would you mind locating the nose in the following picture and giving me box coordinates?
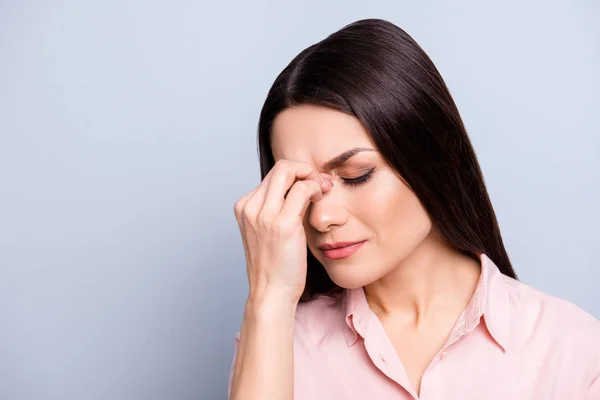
[306,190,348,232]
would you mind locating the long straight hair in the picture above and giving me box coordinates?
[256,19,517,301]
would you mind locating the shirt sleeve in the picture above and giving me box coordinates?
[227,332,241,399]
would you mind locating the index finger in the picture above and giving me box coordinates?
[262,161,330,214]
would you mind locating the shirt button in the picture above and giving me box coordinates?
[440,351,447,359]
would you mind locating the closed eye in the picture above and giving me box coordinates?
[341,168,375,187]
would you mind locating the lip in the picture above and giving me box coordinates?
[319,241,366,260]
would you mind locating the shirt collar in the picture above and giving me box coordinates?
[478,253,511,351]
[342,282,369,347]
[342,253,511,351]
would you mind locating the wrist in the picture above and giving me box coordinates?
[245,290,298,320]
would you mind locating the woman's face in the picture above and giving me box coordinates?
[270,104,433,289]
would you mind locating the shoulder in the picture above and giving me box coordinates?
[499,273,599,335]
[497,273,600,365]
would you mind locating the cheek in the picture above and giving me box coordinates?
[359,175,432,244]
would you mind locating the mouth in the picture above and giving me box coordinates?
[319,241,367,260]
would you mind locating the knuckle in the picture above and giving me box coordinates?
[234,199,245,216]
[273,159,290,173]
[296,182,312,195]
[234,188,258,216]
[297,180,319,196]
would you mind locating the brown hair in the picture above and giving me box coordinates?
[256,18,517,301]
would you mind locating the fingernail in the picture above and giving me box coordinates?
[321,174,333,188]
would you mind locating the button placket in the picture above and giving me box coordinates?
[365,341,398,387]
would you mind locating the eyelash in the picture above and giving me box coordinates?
[341,168,375,187]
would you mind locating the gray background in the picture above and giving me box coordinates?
[1,1,598,399]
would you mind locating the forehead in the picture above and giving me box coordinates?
[270,105,376,164]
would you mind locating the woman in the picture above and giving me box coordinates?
[228,19,600,400]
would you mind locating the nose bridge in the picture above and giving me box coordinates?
[308,190,348,231]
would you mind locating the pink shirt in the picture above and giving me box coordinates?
[229,254,600,399]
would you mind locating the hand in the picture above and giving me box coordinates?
[234,160,333,306]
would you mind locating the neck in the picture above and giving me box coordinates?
[363,231,481,326]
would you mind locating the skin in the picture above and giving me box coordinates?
[273,104,482,393]
[230,104,482,399]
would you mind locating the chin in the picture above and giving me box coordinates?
[323,263,381,290]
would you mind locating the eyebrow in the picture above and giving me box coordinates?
[322,147,376,171]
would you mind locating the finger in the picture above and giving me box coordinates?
[245,159,312,215]
[236,186,260,208]
[279,180,323,221]
[234,185,261,220]
[262,161,329,214]
[242,168,279,217]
